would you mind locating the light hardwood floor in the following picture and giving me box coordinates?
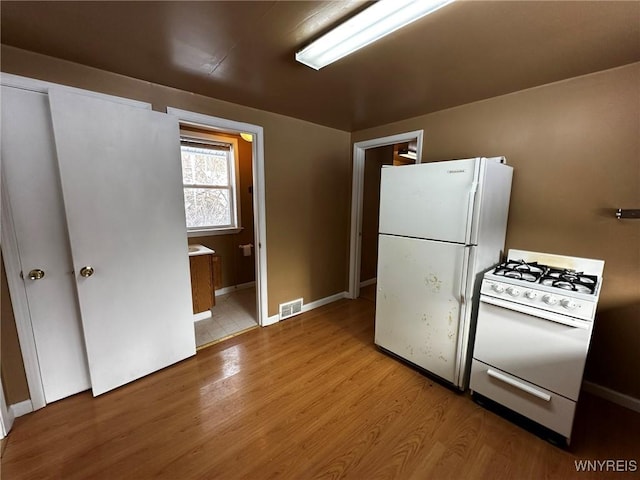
[2,296,639,479]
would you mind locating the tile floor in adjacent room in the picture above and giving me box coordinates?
[194,286,258,348]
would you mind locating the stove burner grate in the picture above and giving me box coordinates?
[492,260,546,282]
[540,269,598,294]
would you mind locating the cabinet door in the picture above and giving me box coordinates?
[49,88,195,396]
[189,255,215,313]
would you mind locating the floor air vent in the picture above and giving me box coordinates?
[279,298,303,320]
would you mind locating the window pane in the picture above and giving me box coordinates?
[181,146,229,186]
[184,188,231,228]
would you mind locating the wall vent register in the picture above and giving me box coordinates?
[279,298,303,320]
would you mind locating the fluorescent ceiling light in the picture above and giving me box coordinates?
[295,0,455,70]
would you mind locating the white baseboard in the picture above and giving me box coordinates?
[10,399,33,418]
[264,291,349,326]
[263,314,280,326]
[193,311,212,323]
[360,277,376,288]
[583,381,640,413]
[215,281,256,296]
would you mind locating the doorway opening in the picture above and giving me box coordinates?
[348,130,424,299]
[166,107,268,349]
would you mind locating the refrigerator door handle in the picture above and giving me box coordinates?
[464,184,478,245]
[463,160,482,245]
[453,245,472,387]
[459,246,472,304]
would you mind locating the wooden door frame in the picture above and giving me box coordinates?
[166,107,268,327]
[0,73,153,410]
[347,130,424,299]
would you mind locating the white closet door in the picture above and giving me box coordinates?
[48,88,196,396]
[1,86,91,402]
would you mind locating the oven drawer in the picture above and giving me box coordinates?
[473,301,592,400]
[470,360,576,438]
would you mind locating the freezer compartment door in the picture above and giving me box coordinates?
[375,235,469,385]
[379,158,479,243]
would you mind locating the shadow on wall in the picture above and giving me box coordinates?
[1,251,30,404]
[585,300,640,399]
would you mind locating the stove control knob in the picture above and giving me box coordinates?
[542,294,558,306]
[524,290,537,300]
[491,283,505,294]
[560,299,578,310]
[506,286,521,297]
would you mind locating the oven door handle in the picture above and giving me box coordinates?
[479,295,591,329]
[486,369,551,402]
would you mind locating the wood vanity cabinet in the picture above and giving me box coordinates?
[212,254,222,291]
[189,254,216,313]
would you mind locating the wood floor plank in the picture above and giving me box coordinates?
[2,297,639,479]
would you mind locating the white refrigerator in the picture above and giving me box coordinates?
[374,157,513,389]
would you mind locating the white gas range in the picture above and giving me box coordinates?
[470,249,605,445]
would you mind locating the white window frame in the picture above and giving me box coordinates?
[179,129,242,237]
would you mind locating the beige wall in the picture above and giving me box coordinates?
[1,45,352,313]
[2,45,638,402]
[1,46,352,402]
[352,63,640,398]
[360,146,393,282]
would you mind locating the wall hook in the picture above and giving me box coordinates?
[616,209,640,219]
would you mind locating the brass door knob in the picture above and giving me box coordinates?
[28,269,45,280]
[80,266,95,278]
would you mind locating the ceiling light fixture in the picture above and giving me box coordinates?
[240,133,253,142]
[295,0,455,70]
